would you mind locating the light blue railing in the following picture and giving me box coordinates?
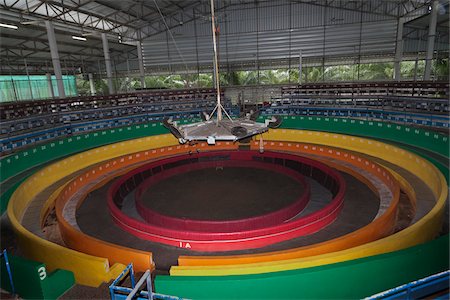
[366,270,450,299]
[261,106,450,128]
[0,249,15,296]
[109,264,182,300]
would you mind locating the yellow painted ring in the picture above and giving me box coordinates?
[7,130,446,284]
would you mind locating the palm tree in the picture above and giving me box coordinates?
[433,58,449,80]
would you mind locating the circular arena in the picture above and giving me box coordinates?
[0,1,449,299]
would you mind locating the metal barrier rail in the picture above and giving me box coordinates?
[109,264,182,300]
[365,270,450,300]
[0,249,15,296]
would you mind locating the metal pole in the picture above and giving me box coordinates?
[424,0,438,80]
[137,40,146,89]
[24,58,34,100]
[46,73,54,98]
[146,270,152,300]
[2,250,15,295]
[102,33,114,94]
[126,58,131,92]
[193,8,200,87]
[125,270,150,300]
[45,20,65,98]
[299,50,303,85]
[288,1,292,83]
[210,0,222,122]
[256,1,260,85]
[322,3,326,82]
[11,79,18,101]
[394,17,404,81]
[357,5,363,81]
[88,73,96,95]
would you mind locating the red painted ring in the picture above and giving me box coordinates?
[107,150,346,251]
[134,159,309,232]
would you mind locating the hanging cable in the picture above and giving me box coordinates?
[152,0,190,73]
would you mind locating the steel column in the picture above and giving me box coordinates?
[424,0,438,80]
[45,20,65,98]
[88,73,96,96]
[394,17,404,81]
[24,59,34,100]
[102,33,114,95]
[46,73,54,98]
[137,40,146,89]
[299,50,303,85]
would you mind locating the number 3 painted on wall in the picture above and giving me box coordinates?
[38,266,47,280]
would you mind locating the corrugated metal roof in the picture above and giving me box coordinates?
[0,0,448,74]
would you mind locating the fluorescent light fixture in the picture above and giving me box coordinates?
[0,23,18,30]
[21,21,41,25]
[72,35,87,41]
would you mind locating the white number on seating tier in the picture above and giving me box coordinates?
[38,266,47,280]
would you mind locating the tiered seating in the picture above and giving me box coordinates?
[280,81,448,113]
[0,88,220,120]
[281,81,449,98]
[0,88,235,154]
[261,105,450,128]
[265,81,449,128]
[271,95,449,113]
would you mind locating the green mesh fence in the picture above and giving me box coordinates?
[0,75,78,102]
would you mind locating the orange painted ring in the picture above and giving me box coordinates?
[55,141,399,270]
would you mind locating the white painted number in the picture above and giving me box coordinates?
[179,242,192,249]
[38,267,47,280]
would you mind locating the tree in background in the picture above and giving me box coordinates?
[74,58,448,95]
[357,63,394,80]
[433,57,449,80]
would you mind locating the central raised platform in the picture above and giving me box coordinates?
[163,117,281,144]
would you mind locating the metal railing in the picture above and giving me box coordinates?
[366,270,450,299]
[109,264,183,300]
[1,249,15,296]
